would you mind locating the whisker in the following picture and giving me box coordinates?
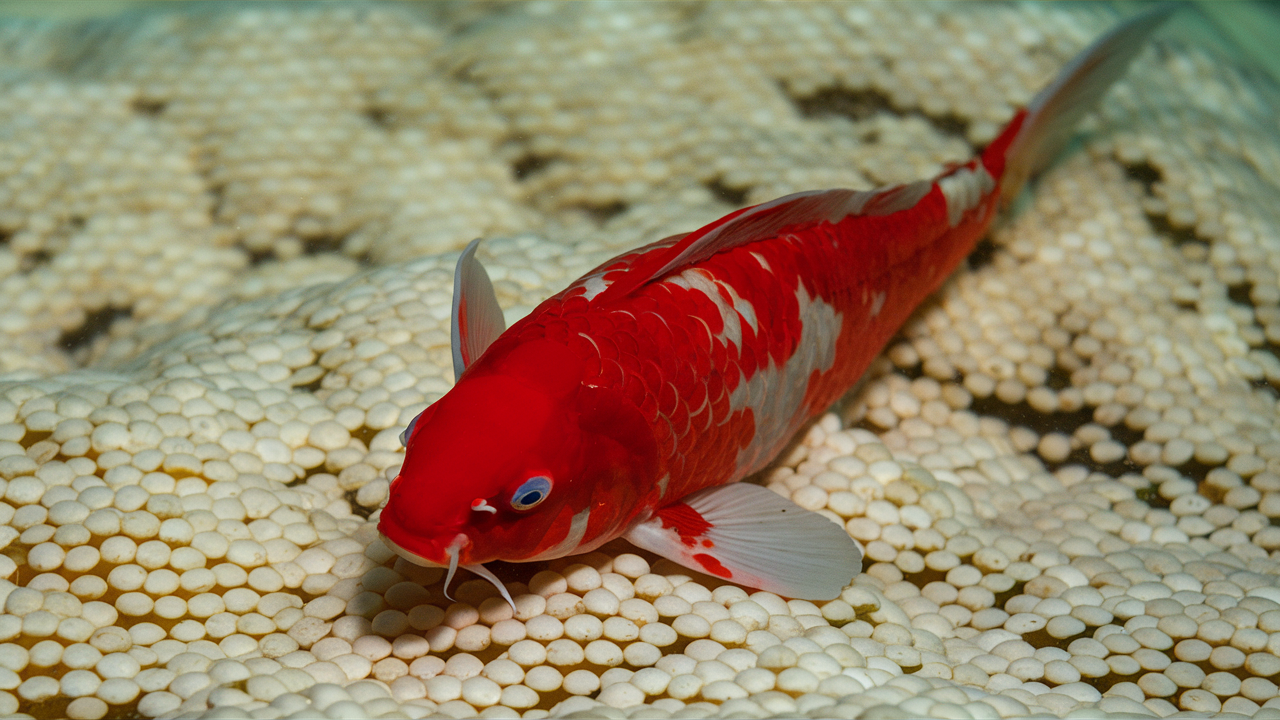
[443,534,467,601]
[465,563,516,612]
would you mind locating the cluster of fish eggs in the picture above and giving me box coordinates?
[0,1,1278,719]
[0,79,242,375]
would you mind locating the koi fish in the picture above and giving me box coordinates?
[378,6,1173,604]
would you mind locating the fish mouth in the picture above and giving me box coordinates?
[377,506,466,567]
[378,531,447,568]
[378,530,470,596]
[379,530,516,610]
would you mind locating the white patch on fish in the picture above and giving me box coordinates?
[938,164,995,227]
[528,507,591,560]
[728,283,842,479]
[581,273,610,301]
[666,268,758,349]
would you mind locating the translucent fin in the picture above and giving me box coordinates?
[451,238,506,379]
[465,563,517,612]
[592,182,931,305]
[1000,3,1177,204]
[624,483,862,601]
[399,409,423,447]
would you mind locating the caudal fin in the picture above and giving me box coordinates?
[995,3,1178,205]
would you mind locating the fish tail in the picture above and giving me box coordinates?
[985,3,1178,206]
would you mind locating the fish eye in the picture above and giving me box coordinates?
[510,475,552,511]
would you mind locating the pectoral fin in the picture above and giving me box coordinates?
[624,483,862,601]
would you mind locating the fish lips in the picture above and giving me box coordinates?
[378,515,461,568]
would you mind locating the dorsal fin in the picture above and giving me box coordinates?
[451,238,506,379]
[591,181,931,305]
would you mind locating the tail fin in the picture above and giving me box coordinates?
[995,3,1178,205]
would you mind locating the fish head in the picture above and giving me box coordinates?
[378,336,659,568]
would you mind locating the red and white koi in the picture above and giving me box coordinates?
[378,7,1174,605]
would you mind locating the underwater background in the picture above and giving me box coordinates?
[0,1,1279,719]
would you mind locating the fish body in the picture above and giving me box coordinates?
[378,6,1174,602]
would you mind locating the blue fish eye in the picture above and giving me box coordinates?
[511,475,552,511]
